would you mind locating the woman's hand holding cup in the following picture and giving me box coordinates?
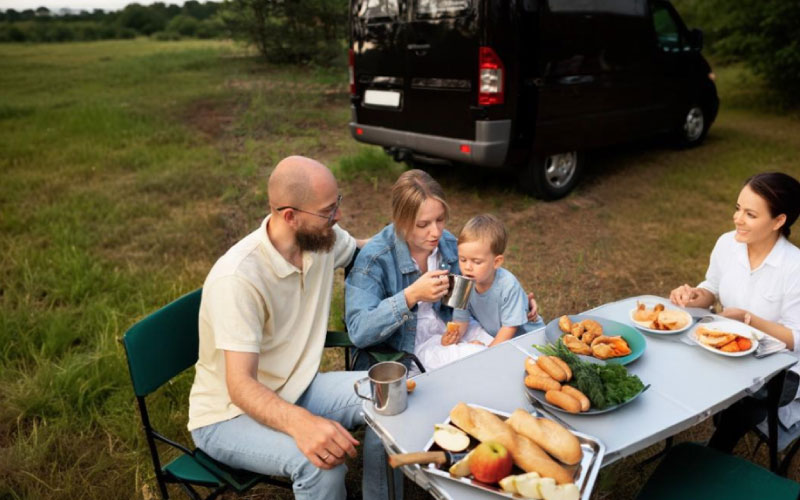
[404,270,450,307]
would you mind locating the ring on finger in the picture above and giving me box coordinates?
[321,453,330,461]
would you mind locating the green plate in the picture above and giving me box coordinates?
[543,314,647,365]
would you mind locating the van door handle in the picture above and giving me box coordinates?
[407,44,430,51]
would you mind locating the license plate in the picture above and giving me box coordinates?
[364,89,401,108]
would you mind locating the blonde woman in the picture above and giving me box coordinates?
[345,169,538,371]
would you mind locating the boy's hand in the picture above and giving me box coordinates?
[441,321,465,346]
[527,292,539,322]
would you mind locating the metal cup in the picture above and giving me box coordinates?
[354,361,408,416]
[442,274,475,309]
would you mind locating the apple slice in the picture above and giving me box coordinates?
[540,479,580,500]
[498,474,518,494]
[517,474,549,499]
[433,424,470,452]
[500,472,544,498]
[448,449,473,477]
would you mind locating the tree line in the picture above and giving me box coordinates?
[2,0,797,106]
[0,1,223,42]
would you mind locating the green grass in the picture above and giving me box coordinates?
[1,39,799,500]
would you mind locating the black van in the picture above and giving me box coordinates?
[347,0,719,199]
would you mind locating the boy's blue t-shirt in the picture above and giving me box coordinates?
[454,267,532,336]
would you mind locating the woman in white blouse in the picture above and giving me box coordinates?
[670,171,800,452]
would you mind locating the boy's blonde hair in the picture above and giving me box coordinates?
[391,169,450,239]
[458,214,507,255]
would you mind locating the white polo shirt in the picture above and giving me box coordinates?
[698,231,800,427]
[188,215,356,431]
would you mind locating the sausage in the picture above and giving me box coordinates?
[548,356,572,381]
[545,390,581,413]
[525,374,561,392]
[536,356,568,382]
[525,358,551,378]
[561,385,590,412]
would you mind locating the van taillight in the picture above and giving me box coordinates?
[478,46,504,105]
[348,48,355,96]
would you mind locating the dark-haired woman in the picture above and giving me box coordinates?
[670,172,800,452]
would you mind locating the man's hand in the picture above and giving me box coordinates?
[224,351,358,470]
[288,411,359,470]
[527,292,539,322]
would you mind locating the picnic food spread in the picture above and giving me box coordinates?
[631,302,689,331]
[533,340,645,411]
[389,403,583,499]
[557,316,632,359]
[696,326,753,353]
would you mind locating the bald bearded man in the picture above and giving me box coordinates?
[187,156,399,500]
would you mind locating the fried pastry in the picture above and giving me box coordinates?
[558,315,573,334]
[590,335,631,359]
[562,334,592,355]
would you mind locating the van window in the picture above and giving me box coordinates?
[356,0,401,22]
[651,2,684,52]
[414,0,471,19]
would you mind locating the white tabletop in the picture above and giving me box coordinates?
[363,295,798,500]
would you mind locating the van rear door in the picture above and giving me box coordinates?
[352,0,479,140]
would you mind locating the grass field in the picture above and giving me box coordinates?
[1,39,798,500]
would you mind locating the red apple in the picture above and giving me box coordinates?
[468,441,513,484]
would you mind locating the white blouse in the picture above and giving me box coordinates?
[698,231,800,427]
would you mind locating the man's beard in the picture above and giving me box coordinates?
[296,224,336,253]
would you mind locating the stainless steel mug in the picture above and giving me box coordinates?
[354,361,408,416]
[442,274,475,309]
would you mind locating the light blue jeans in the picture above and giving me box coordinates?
[191,371,403,500]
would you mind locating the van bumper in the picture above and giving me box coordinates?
[349,110,510,167]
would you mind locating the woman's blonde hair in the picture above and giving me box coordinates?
[458,214,507,255]
[391,169,449,239]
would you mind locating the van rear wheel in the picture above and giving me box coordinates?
[521,151,583,200]
[675,103,709,148]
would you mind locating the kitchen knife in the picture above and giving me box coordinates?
[388,450,469,468]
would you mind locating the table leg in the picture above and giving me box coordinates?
[765,370,786,473]
[386,448,396,500]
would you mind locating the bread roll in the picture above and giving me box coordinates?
[507,409,583,465]
[525,374,561,392]
[549,356,572,381]
[561,385,590,412]
[536,356,567,381]
[545,390,581,413]
[449,403,573,484]
[449,402,516,451]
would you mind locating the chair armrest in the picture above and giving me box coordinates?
[325,330,354,348]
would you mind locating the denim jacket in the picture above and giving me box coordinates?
[345,223,461,356]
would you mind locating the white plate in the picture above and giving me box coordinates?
[689,319,759,357]
[629,302,693,335]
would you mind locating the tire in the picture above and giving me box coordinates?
[674,102,710,148]
[520,151,583,200]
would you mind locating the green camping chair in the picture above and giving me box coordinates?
[124,288,313,500]
[635,442,800,500]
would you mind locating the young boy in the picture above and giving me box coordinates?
[414,214,541,371]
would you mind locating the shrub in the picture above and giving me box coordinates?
[221,0,347,65]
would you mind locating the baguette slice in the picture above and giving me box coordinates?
[507,409,583,465]
[449,403,574,484]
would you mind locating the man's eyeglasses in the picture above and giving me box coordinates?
[275,194,342,226]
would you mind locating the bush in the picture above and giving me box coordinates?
[152,30,182,41]
[221,0,347,65]
[166,14,199,37]
[673,0,800,107]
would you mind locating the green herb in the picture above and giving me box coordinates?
[533,339,644,410]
